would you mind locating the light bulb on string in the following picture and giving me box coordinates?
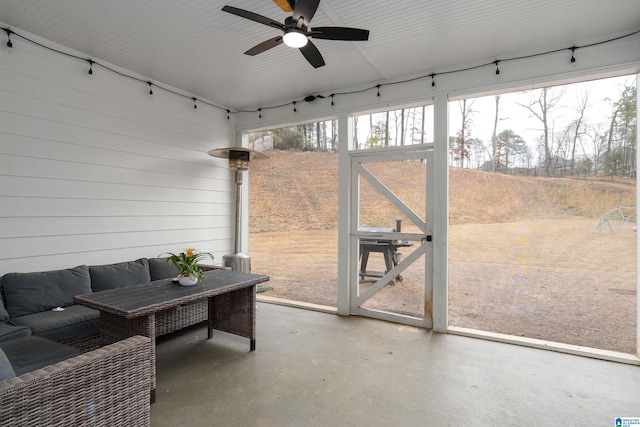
[0,25,635,120]
[293,101,297,113]
[5,28,12,51]
[227,109,230,120]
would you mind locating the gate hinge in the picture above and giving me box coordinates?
[421,235,432,243]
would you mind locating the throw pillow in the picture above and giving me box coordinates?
[0,348,16,381]
[0,297,9,322]
[148,257,180,281]
[89,258,151,292]
[2,265,92,318]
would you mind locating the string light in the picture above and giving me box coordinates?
[1,25,636,119]
[5,28,12,50]
[293,101,297,112]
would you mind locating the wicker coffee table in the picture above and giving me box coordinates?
[74,269,269,402]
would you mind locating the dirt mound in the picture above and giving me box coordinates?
[249,149,635,232]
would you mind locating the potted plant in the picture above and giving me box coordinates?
[163,248,215,286]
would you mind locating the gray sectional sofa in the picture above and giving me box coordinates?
[0,256,213,425]
[0,257,210,349]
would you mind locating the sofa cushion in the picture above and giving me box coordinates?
[0,322,31,344]
[89,258,151,292]
[10,305,100,342]
[2,265,92,318]
[0,336,81,376]
[0,348,16,381]
[0,296,9,322]
[148,257,180,281]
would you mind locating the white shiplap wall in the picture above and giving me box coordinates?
[0,26,235,274]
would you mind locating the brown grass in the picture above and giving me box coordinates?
[249,150,637,353]
[250,150,635,231]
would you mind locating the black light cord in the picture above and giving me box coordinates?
[0,27,230,114]
[2,25,638,119]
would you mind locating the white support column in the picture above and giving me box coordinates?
[433,95,449,332]
[337,111,353,315]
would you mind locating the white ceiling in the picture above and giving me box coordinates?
[1,0,639,111]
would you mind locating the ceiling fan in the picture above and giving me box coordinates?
[222,0,370,68]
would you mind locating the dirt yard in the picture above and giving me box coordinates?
[249,150,637,354]
[251,219,636,353]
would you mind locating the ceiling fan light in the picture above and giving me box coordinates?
[283,30,308,48]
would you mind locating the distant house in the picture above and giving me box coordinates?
[478,160,507,172]
[547,156,570,176]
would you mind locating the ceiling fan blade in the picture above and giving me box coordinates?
[272,0,294,12]
[311,27,370,41]
[300,40,325,68]
[222,5,283,30]
[292,0,320,28]
[245,36,284,56]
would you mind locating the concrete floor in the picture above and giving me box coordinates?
[151,303,640,426]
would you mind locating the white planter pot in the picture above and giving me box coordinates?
[178,276,198,286]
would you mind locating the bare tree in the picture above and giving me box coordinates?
[352,115,359,149]
[384,110,390,147]
[568,89,589,175]
[491,94,501,171]
[518,86,565,176]
[452,99,475,168]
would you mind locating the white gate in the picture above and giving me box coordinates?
[349,144,433,327]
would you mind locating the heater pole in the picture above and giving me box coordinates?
[233,169,243,254]
[209,147,268,273]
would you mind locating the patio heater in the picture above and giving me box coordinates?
[207,147,267,272]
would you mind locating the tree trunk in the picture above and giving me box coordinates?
[400,109,406,146]
[492,95,500,171]
[421,105,426,144]
[385,111,389,147]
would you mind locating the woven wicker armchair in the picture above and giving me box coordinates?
[0,335,152,427]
